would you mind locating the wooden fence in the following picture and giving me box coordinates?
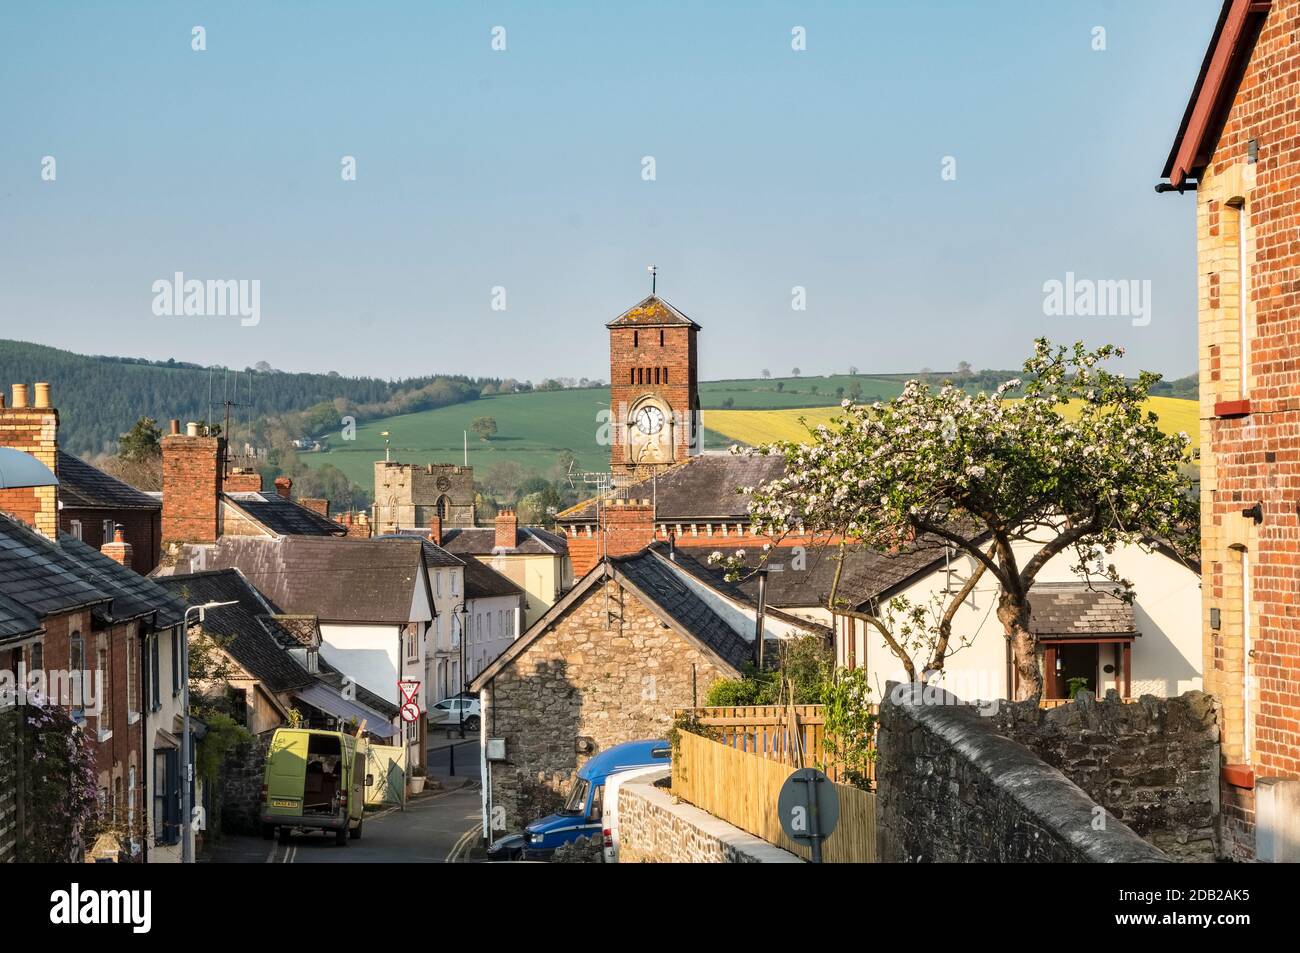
[672,728,876,863]
[678,704,877,786]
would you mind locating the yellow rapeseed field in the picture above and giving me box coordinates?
[703,397,1200,451]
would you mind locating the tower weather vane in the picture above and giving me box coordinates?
[647,264,657,295]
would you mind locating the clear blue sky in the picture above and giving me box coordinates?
[0,0,1218,383]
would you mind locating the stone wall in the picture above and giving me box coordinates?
[483,577,733,833]
[876,684,1169,863]
[617,775,802,863]
[217,731,273,835]
[989,690,1219,862]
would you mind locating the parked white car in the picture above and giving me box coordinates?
[602,764,671,863]
[428,697,481,731]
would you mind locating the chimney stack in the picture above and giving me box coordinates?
[428,513,443,546]
[100,525,134,567]
[161,424,226,546]
[0,382,59,538]
[299,497,330,518]
[495,508,518,551]
[224,467,263,493]
[274,476,293,499]
[169,419,180,435]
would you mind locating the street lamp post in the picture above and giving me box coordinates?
[180,600,236,863]
[451,603,467,737]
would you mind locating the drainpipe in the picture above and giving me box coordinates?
[755,568,768,669]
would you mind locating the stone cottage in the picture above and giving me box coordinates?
[468,546,828,838]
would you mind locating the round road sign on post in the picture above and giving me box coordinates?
[777,767,839,862]
[400,702,421,723]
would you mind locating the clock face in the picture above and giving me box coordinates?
[635,406,665,435]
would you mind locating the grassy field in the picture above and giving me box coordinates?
[304,383,1199,490]
[703,396,1201,450]
[700,374,903,409]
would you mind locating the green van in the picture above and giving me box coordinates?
[261,728,368,845]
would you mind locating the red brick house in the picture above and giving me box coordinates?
[0,381,164,574]
[0,513,187,860]
[1159,0,1300,861]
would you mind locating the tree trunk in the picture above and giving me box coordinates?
[997,592,1042,701]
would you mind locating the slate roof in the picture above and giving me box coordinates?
[155,569,317,693]
[57,534,186,628]
[605,294,700,329]
[375,533,465,567]
[206,536,430,624]
[0,514,110,618]
[433,526,568,556]
[462,557,524,601]
[661,536,955,611]
[315,663,400,720]
[224,492,346,537]
[612,551,753,671]
[0,589,42,643]
[558,454,787,523]
[1027,583,1137,640]
[57,451,160,511]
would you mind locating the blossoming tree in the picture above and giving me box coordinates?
[740,340,1197,701]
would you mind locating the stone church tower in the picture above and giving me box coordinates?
[607,295,700,485]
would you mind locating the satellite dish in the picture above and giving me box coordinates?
[0,448,58,489]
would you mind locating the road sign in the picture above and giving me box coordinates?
[400,702,421,723]
[398,679,420,704]
[777,767,839,862]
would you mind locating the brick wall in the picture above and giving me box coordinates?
[161,433,224,545]
[1191,0,1300,857]
[61,507,161,575]
[481,577,733,834]
[609,323,698,483]
[0,389,58,539]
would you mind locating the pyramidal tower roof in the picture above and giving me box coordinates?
[606,294,701,329]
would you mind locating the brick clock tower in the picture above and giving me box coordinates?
[608,294,700,485]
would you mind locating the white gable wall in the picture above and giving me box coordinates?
[846,533,1201,702]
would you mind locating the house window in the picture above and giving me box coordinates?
[69,520,82,541]
[405,624,418,661]
[102,519,116,542]
[435,570,442,598]
[29,641,43,675]
[149,632,162,712]
[306,647,319,674]
[171,628,181,697]
[70,632,85,719]
[126,633,137,719]
[1229,198,1250,398]
[98,646,111,728]
[128,765,137,838]
[452,571,459,597]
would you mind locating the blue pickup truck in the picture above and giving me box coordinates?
[514,739,670,860]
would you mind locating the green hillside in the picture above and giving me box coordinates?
[700,374,903,408]
[309,388,612,488]
[304,386,754,489]
[0,339,481,456]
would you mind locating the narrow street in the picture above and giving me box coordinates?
[208,781,482,864]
